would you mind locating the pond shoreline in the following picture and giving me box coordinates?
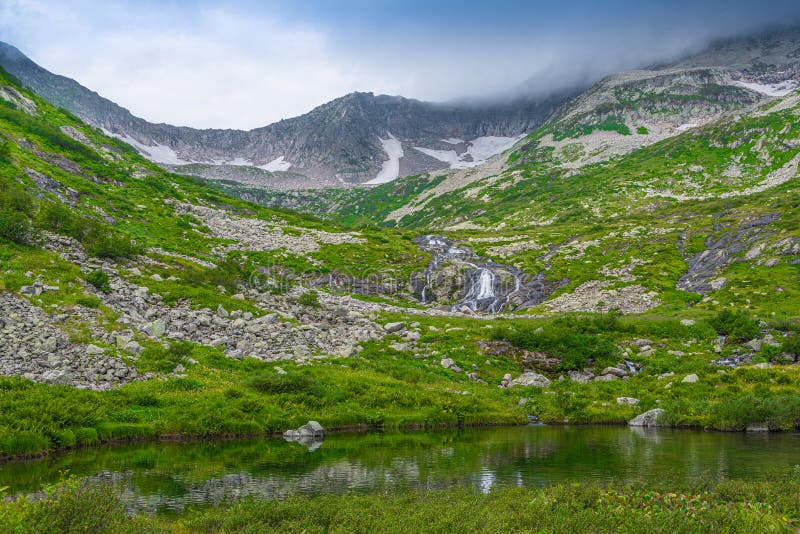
[0,419,527,464]
[3,416,795,465]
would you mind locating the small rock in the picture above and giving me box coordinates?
[594,374,618,382]
[20,285,42,296]
[682,374,699,383]
[384,322,406,333]
[744,339,762,352]
[143,319,166,338]
[440,358,455,369]
[617,397,640,406]
[568,370,594,383]
[601,367,627,378]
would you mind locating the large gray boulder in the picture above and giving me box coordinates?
[628,408,665,427]
[284,420,326,451]
[508,371,551,388]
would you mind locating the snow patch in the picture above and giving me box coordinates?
[441,138,465,144]
[734,80,798,97]
[258,156,292,172]
[104,129,192,165]
[676,123,698,132]
[414,135,523,169]
[365,133,404,185]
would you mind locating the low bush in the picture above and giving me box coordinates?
[247,370,320,396]
[135,341,192,373]
[492,321,618,371]
[0,478,125,533]
[709,310,760,342]
[85,270,110,292]
[297,290,321,308]
[0,210,31,244]
[781,334,800,362]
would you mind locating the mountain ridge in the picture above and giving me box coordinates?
[0,41,567,187]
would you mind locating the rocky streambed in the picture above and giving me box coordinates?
[411,235,566,313]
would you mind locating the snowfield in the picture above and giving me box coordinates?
[414,135,523,169]
[733,79,798,97]
[365,133,404,185]
[105,130,192,165]
[258,156,292,172]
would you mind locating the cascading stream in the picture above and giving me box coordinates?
[413,235,526,313]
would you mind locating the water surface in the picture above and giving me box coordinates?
[2,425,798,514]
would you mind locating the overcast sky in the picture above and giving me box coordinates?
[2,0,800,129]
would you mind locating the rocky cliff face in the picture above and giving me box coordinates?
[0,42,565,187]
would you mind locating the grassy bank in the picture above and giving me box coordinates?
[2,472,798,533]
[3,311,800,460]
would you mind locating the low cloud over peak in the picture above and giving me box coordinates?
[2,0,799,129]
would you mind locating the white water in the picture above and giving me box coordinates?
[417,235,525,313]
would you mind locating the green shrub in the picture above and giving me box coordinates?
[85,270,110,292]
[0,210,31,244]
[135,341,192,373]
[781,335,800,362]
[86,232,142,259]
[297,290,321,308]
[709,310,760,342]
[492,321,618,372]
[55,430,76,448]
[247,371,320,395]
[12,478,124,534]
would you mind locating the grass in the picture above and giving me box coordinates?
[2,471,799,532]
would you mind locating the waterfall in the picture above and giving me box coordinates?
[415,235,527,313]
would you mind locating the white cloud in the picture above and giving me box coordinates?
[1,1,799,129]
[1,4,363,128]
